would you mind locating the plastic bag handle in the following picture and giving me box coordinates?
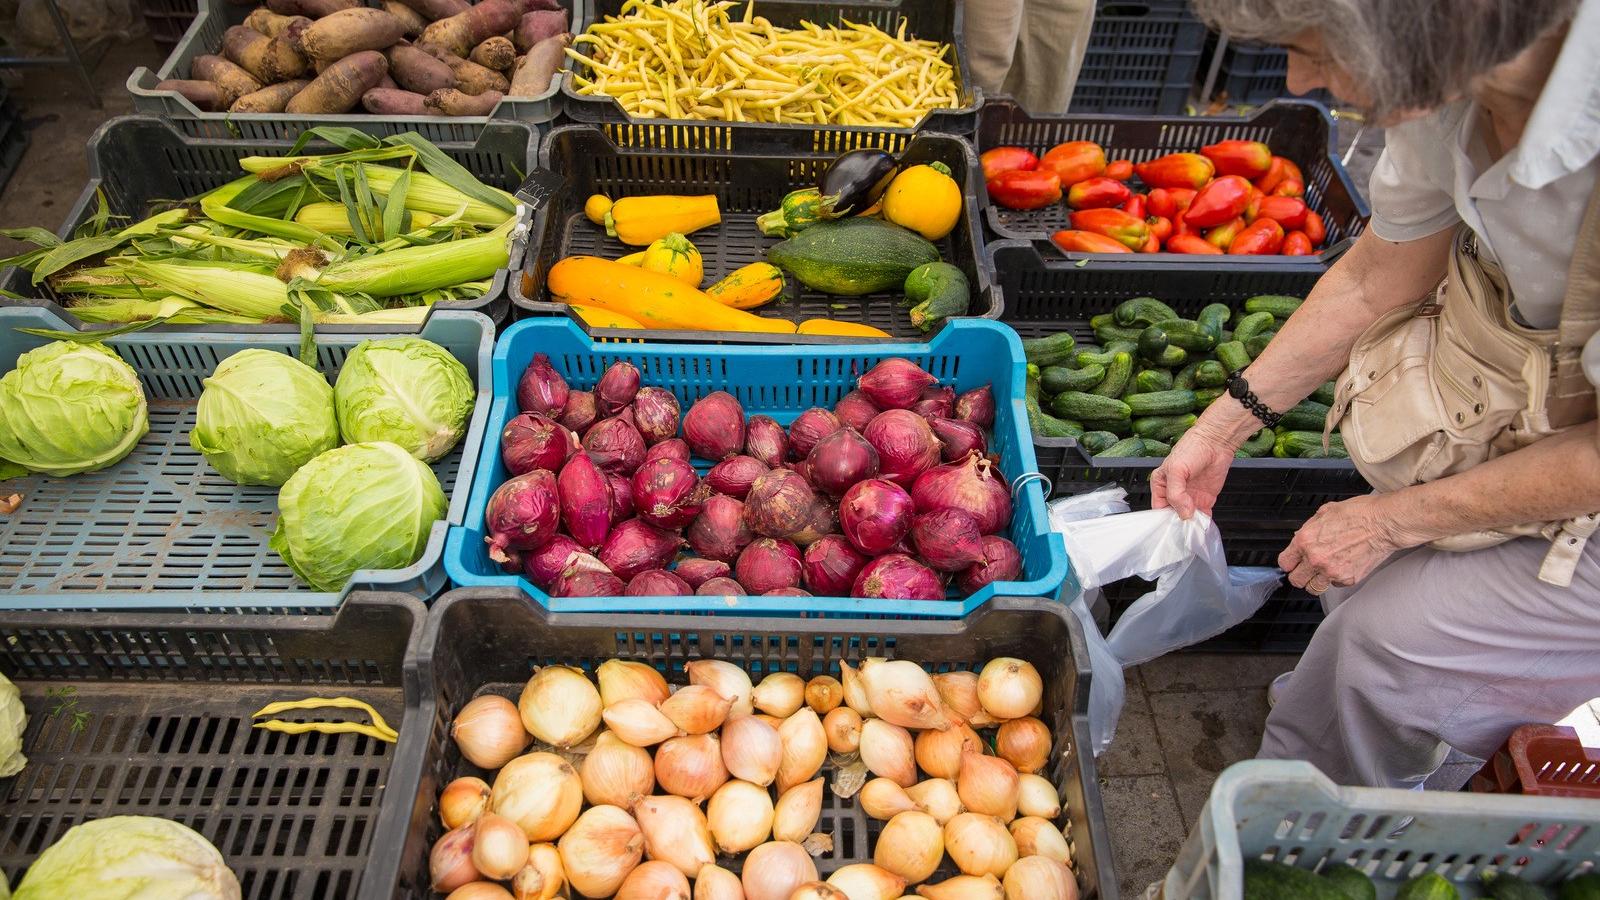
[1011,471,1052,499]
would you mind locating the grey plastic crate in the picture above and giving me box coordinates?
[0,306,493,613]
[1163,760,1600,899]
[0,85,24,195]
[127,0,581,141]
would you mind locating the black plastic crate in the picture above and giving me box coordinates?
[0,115,532,332]
[0,593,427,899]
[371,590,1118,899]
[1215,40,1332,107]
[512,123,995,344]
[977,97,1369,269]
[141,0,197,50]
[1071,0,1207,115]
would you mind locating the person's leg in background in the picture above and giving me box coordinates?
[961,0,1025,101]
[1003,0,1097,112]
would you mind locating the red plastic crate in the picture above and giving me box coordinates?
[1471,724,1600,798]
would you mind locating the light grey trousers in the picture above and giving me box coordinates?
[1257,536,1600,788]
[962,0,1096,113]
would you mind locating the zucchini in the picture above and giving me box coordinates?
[1077,430,1121,454]
[1173,361,1200,390]
[1244,294,1304,318]
[903,261,970,331]
[1312,380,1337,406]
[1275,431,1346,458]
[1133,414,1197,442]
[767,217,940,295]
[1559,873,1600,900]
[1232,310,1276,345]
[1090,351,1134,398]
[1095,437,1146,458]
[1052,391,1132,421]
[1113,296,1179,327]
[1280,400,1332,432]
[1482,873,1548,900]
[1322,866,1377,900]
[1245,332,1276,358]
[1125,389,1197,416]
[1197,302,1231,336]
[1193,360,1228,388]
[1240,428,1275,457]
[1095,323,1146,344]
[1244,860,1350,900]
[1158,318,1221,353]
[1216,340,1252,373]
[1043,363,1104,394]
[1141,439,1172,456]
[1026,369,1085,438]
[1137,323,1170,363]
[1134,369,1174,393]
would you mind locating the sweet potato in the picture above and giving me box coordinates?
[156,79,228,111]
[300,7,408,60]
[362,87,429,115]
[191,54,262,104]
[244,8,310,39]
[383,0,428,36]
[377,74,399,89]
[393,0,469,19]
[223,25,308,82]
[469,36,516,71]
[264,0,360,16]
[230,79,311,113]
[286,49,388,113]
[429,47,508,94]
[511,0,563,11]
[425,87,502,116]
[508,32,567,97]
[512,8,567,52]
[387,43,455,94]
[420,0,518,55]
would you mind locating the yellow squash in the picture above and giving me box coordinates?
[638,233,703,287]
[548,256,796,334]
[797,319,893,338]
[882,161,961,240]
[604,195,721,246]
[584,194,612,225]
[617,250,646,265]
[568,303,644,329]
[705,262,785,309]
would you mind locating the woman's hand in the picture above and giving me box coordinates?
[1278,494,1407,591]
[1151,427,1237,519]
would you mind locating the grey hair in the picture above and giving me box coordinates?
[1189,0,1578,117]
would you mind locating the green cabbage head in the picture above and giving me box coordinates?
[271,441,447,592]
[334,337,474,463]
[0,671,25,778]
[14,815,240,900]
[0,341,148,477]
[189,349,339,487]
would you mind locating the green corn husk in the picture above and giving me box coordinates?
[296,218,516,297]
[69,296,264,325]
[114,259,291,319]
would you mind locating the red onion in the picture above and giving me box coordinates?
[705,455,767,498]
[607,472,635,524]
[807,426,879,497]
[858,358,937,410]
[743,468,816,538]
[553,568,627,597]
[632,386,681,445]
[644,437,692,466]
[852,554,945,601]
[788,407,841,459]
[596,361,640,415]
[912,385,955,420]
[833,390,881,433]
[683,391,745,460]
[625,569,693,596]
[674,558,731,588]
[929,417,988,463]
[911,451,1013,535]
[558,453,612,549]
[801,535,868,596]
[788,459,812,484]
[583,415,647,475]
[788,498,838,547]
[910,508,986,572]
[954,385,995,428]
[501,413,579,476]
[686,494,754,562]
[734,537,803,594]
[695,576,746,597]
[744,415,789,467]
[765,588,812,596]
[517,352,569,416]
[864,409,942,488]
[599,518,683,581]
[494,546,523,574]
[524,534,609,589]
[632,457,708,529]
[484,470,560,563]
[838,478,915,555]
[558,389,599,435]
[957,535,1023,594]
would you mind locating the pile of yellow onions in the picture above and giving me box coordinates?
[430,655,1075,900]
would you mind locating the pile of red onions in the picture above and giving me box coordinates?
[484,355,1022,600]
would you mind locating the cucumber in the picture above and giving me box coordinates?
[1245,860,1350,900]
[1312,380,1337,406]
[1244,294,1304,318]
[1077,430,1121,454]
[1275,431,1345,458]
[1089,313,1115,330]
[1133,414,1197,442]
[1280,400,1332,432]
[1137,323,1170,363]
[1095,323,1146,344]
[1113,296,1179,327]
[904,261,970,331]
[1052,391,1131,421]
[1026,369,1085,438]
[1481,875,1550,900]
[1125,389,1197,416]
[1396,873,1462,900]
[1216,340,1252,373]
[1240,428,1275,457]
[1195,386,1225,405]
[1153,344,1187,367]
[1560,874,1600,900]
[1075,349,1116,368]
[1245,332,1276,358]
[1022,333,1078,367]
[768,217,940,295]
[1197,302,1231,336]
[1173,361,1201,390]
[1090,351,1134,398]
[1321,865,1377,900]
[1095,437,1146,458]
[1158,318,1221,353]
[1134,369,1174,393]
[1302,446,1351,459]
[1043,363,1104,394]
[1232,310,1276,345]
[1194,360,1229,388]
[1141,439,1172,456]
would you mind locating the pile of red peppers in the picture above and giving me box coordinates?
[981,139,1328,256]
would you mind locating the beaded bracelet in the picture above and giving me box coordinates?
[1224,370,1282,429]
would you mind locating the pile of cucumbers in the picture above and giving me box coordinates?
[1244,859,1599,900]
[1022,294,1347,460]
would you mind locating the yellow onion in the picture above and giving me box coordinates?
[752,671,806,718]
[721,713,783,786]
[860,777,922,821]
[874,810,943,884]
[492,752,584,842]
[756,713,786,730]
[840,660,873,716]
[957,751,1018,822]
[616,860,692,900]
[635,794,717,878]
[660,684,735,734]
[776,707,827,793]
[599,659,672,707]
[1002,856,1077,900]
[1009,817,1071,865]
[943,814,1017,878]
[559,804,645,898]
[860,719,916,788]
[656,733,729,802]
[791,883,850,900]
[826,863,908,900]
[431,822,480,893]
[914,874,1003,899]
[472,812,531,880]
[914,722,984,781]
[453,694,532,769]
[604,697,683,746]
[1016,774,1061,820]
[858,659,949,731]
[582,731,656,810]
[995,717,1051,775]
[773,777,824,843]
[695,863,745,900]
[519,665,603,748]
[439,776,491,830]
[933,672,997,728]
[447,884,514,900]
[686,659,755,717]
[975,658,1042,722]
[824,707,863,754]
[706,778,775,853]
[742,841,818,900]
[907,778,964,825]
[512,843,566,900]
[805,675,844,714]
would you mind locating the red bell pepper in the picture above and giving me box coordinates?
[1145,215,1172,243]
[1067,176,1132,210]
[1051,229,1133,254]
[1200,139,1273,178]
[1303,209,1327,246]
[986,169,1062,210]
[1068,208,1149,251]
[980,146,1039,182]
[1105,159,1134,181]
[1228,218,1286,255]
[1255,195,1309,230]
[1135,153,1215,190]
[1254,156,1304,195]
[1041,140,1106,187]
[1167,233,1223,255]
[1273,178,1305,198]
[1120,193,1146,219]
[1139,233,1160,253]
[1183,175,1254,228]
[1205,217,1246,251]
[1282,230,1314,256]
[1145,187,1195,220]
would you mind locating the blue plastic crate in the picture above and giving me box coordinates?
[0,308,494,613]
[444,318,1072,617]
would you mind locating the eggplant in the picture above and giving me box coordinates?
[817,148,898,218]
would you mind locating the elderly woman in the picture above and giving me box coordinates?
[1157,0,1600,788]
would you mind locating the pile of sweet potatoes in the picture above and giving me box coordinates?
[155,0,573,117]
